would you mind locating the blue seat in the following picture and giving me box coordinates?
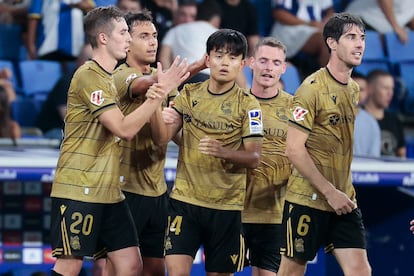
[0,24,23,61]
[384,31,414,64]
[19,60,62,99]
[355,61,390,76]
[357,30,390,75]
[11,96,43,127]
[281,63,301,95]
[398,63,414,115]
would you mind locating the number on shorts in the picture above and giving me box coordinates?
[168,215,183,235]
[70,212,94,235]
[297,215,311,236]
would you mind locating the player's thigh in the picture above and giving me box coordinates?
[243,223,281,273]
[50,197,105,258]
[333,248,371,276]
[99,200,139,252]
[280,201,330,262]
[131,192,168,258]
[203,209,244,273]
[165,198,202,258]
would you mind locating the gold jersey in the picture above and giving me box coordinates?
[170,80,263,211]
[242,89,292,224]
[113,63,176,197]
[51,60,124,204]
[287,68,359,211]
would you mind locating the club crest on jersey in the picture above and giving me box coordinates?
[248,109,263,134]
[292,106,308,121]
[125,73,137,84]
[90,90,104,106]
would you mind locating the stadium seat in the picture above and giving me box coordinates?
[0,24,23,61]
[384,31,414,64]
[356,30,390,75]
[355,61,390,76]
[399,63,414,115]
[11,96,43,127]
[19,60,62,99]
[281,63,301,95]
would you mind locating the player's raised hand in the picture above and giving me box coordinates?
[157,56,190,93]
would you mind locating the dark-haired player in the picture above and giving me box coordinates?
[162,28,263,275]
[278,13,372,276]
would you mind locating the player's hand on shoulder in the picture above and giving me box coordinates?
[157,56,190,93]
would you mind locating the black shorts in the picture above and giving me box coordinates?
[242,223,281,273]
[50,197,139,258]
[280,201,367,261]
[124,191,168,258]
[165,198,245,273]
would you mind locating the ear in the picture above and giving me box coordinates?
[326,37,336,51]
[205,54,211,68]
[98,32,108,45]
[248,56,254,70]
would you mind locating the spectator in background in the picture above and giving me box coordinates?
[352,71,381,157]
[0,0,30,25]
[0,85,20,140]
[346,0,414,44]
[117,0,142,13]
[172,0,197,25]
[270,0,333,73]
[159,0,221,84]
[26,0,95,63]
[217,0,260,57]
[35,44,93,140]
[0,67,16,104]
[364,69,406,158]
[141,0,177,44]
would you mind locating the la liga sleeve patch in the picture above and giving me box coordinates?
[90,90,104,106]
[292,106,308,121]
[248,109,263,134]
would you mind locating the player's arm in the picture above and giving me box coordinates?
[285,125,355,215]
[198,137,262,169]
[129,56,189,97]
[99,83,167,141]
[161,105,183,142]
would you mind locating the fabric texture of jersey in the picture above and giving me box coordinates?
[286,67,359,211]
[51,60,123,203]
[243,89,292,224]
[171,80,263,211]
[113,63,176,196]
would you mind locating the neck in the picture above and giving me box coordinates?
[127,57,151,74]
[251,83,278,98]
[326,60,352,84]
[208,80,235,94]
[364,102,384,120]
[91,50,118,73]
